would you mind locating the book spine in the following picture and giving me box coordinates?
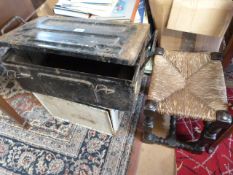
[130,0,140,22]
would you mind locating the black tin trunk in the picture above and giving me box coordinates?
[0,16,150,112]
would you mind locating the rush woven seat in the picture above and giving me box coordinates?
[148,50,228,121]
[143,48,232,153]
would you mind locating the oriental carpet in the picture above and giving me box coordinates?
[0,76,142,175]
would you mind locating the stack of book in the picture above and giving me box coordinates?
[54,0,146,23]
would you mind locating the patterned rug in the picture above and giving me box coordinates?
[176,66,233,175]
[0,76,143,175]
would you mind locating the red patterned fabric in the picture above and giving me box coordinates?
[176,88,233,175]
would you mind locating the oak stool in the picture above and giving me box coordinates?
[143,48,232,153]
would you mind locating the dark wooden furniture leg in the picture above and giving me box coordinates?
[209,122,233,152]
[196,111,232,153]
[223,34,233,70]
[142,100,232,153]
[143,100,204,152]
[143,100,157,143]
[0,96,30,129]
[200,111,232,153]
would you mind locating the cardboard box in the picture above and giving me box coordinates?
[167,0,233,37]
[160,29,223,51]
[149,0,173,30]
[34,93,124,135]
[149,0,225,51]
[36,0,57,16]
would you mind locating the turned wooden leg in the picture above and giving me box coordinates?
[142,101,183,148]
[143,100,157,143]
[207,111,232,153]
[197,111,232,153]
[166,116,177,147]
[142,103,205,152]
[142,100,169,145]
[165,116,204,152]
[209,122,233,152]
[0,96,31,129]
[223,34,233,70]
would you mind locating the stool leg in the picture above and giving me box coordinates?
[142,100,168,144]
[168,116,176,137]
[142,102,181,147]
[143,113,155,142]
[165,116,204,152]
[207,111,232,153]
[166,116,177,147]
[142,101,209,153]
[143,100,157,143]
[142,105,205,152]
[196,111,232,153]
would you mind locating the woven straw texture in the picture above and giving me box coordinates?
[148,50,228,121]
